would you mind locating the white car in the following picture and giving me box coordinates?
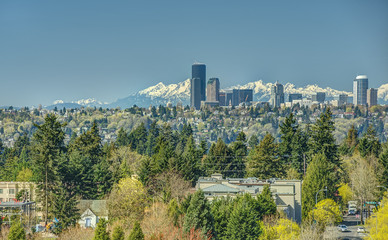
[337,225,348,232]
[357,227,366,233]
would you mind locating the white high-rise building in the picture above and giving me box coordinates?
[353,75,368,105]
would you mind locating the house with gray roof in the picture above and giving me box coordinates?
[78,200,108,228]
[196,173,302,223]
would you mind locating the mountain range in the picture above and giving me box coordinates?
[49,80,388,109]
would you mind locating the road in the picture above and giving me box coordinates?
[324,214,369,240]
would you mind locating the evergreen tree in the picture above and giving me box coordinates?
[301,153,336,219]
[183,190,215,238]
[145,121,159,156]
[202,138,235,178]
[309,108,339,166]
[7,221,26,240]
[346,125,358,149]
[248,134,258,150]
[32,114,66,224]
[378,147,388,188]
[51,185,80,233]
[256,185,277,219]
[129,123,148,155]
[230,132,247,178]
[128,221,144,240]
[211,197,233,240]
[358,125,382,158]
[246,133,282,178]
[226,194,261,240]
[116,128,130,147]
[181,136,201,185]
[112,225,125,240]
[93,218,110,240]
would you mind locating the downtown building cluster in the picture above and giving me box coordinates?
[190,63,253,110]
[271,75,378,108]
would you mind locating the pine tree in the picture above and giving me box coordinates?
[145,121,159,156]
[230,132,247,178]
[211,197,233,240]
[309,108,339,166]
[246,133,282,178]
[301,153,336,219]
[256,185,277,219]
[51,185,80,233]
[358,125,382,158]
[112,225,125,240]
[128,221,144,240]
[116,128,130,147]
[93,218,110,240]
[248,134,258,150]
[32,114,66,224]
[202,138,235,178]
[181,136,201,185]
[378,148,388,189]
[8,221,26,240]
[226,194,261,240]
[183,190,215,238]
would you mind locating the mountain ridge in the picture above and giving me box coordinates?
[50,80,388,109]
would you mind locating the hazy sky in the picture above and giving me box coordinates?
[1,0,387,106]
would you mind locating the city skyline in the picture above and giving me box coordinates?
[1,0,387,106]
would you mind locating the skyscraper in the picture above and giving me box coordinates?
[288,93,302,103]
[192,63,206,101]
[338,94,348,106]
[207,78,220,102]
[270,82,284,107]
[353,75,368,105]
[312,92,325,103]
[367,88,378,107]
[190,78,201,110]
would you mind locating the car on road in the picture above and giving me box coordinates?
[348,209,356,215]
[357,227,366,233]
[337,225,349,232]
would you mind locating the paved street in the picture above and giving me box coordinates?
[324,214,369,240]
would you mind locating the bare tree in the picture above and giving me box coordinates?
[350,154,379,224]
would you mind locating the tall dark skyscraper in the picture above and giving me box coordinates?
[192,63,206,101]
[190,78,201,110]
[270,82,284,107]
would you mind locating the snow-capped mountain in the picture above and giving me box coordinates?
[47,98,108,110]
[47,80,388,109]
[378,83,388,103]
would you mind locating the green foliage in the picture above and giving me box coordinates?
[93,218,110,240]
[211,197,233,240]
[226,194,262,240]
[246,133,283,178]
[112,225,125,240]
[309,108,339,166]
[379,147,388,188]
[32,114,66,222]
[302,153,337,219]
[128,221,144,240]
[51,185,80,232]
[257,185,277,218]
[202,138,237,178]
[183,189,215,238]
[8,221,26,240]
[358,125,382,158]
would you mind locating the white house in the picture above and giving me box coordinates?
[78,200,108,228]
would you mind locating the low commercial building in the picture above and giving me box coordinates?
[0,182,36,203]
[196,173,302,223]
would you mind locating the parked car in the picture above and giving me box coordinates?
[348,209,356,215]
[357,227,366,233]
[337,225,348,232]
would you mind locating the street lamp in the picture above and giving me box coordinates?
[316,186,328,205]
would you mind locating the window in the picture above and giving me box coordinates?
[9,189,15,194]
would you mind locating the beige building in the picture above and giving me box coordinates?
[196,173,302,223]
[0,182,36,203]
[367,88,378,107]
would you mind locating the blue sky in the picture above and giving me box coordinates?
[1,0,387,106]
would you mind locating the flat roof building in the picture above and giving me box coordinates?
[367,88,378,107]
